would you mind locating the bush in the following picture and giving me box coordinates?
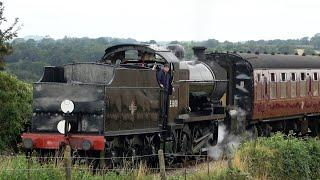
[0,72,32,152]
[234,133,320,179]
[305,138,320,179]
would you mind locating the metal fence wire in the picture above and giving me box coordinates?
[0,151,220,180]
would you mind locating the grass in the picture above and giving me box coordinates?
[233,133,320,180]
[0,133,319,179]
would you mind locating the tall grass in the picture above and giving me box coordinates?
[233,133,320,180]
[0,134,319,179]
[0,156,156,180]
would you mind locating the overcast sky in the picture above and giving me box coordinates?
[2,0,320,42]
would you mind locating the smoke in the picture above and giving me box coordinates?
[208,125,242,160]
[208,125,226,160]
[208,107,252,160]
[208,145,223,160]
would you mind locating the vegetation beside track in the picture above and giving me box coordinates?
[0,72,32,152]
[0,133,319,179]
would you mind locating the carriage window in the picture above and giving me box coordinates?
[314,73,318,81]
[281,73,286,82]
[291,73,296,81]
[257,73,261,82]
[301,73,306,81]
[270,73,276,82]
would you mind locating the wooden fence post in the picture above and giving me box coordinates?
[27,153,31,180]
[100,150,105,170]
[64,145,72,180]
[207,156,210,176]
[158,149,166,180]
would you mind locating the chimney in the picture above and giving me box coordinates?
[192,46,206,60]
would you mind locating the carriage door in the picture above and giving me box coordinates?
[254,70,262,101]
[290,72,297,98]
[262,71,269,100]
[307,70,312,97]
[269,71,277,100]
[312,71,319,96]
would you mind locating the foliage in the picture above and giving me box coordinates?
[0,134,320,179]
[5,37,136,81]
[0,72,32,152]
[233,133,320,180]
[181,35,320,59]
[311,33,320,49]
[0,1,20,70]
[6,61,49,83]
[4,33,320,82]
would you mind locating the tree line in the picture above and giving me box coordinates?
[5,34,320,82]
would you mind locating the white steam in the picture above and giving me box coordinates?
[208,107,250,160]
[208,125,242,160]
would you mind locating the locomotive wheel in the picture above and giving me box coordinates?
[36,149,56,164]
[191,127,203,159]
[309,121,320,137]
[125,148,139,167]
[181,133,189,164]
[181,133,190,154]
[180,125,191,163]
[143,134,160,166]
[252,125,259,138]
[165,131,177,165]
[265,124,272,137]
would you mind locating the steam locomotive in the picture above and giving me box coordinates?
[21,44,320,163]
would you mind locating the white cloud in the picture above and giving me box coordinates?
[2,0,320,42]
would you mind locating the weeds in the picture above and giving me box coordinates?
[0,134,319,179]
[233,133,320,180]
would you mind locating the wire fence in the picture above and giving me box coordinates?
[0,152,221,180]
[0,153,210,160]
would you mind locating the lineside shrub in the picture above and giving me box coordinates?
[0,72,32,152]
[234,133,320,179]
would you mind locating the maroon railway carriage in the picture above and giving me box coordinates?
[211,52,320,135]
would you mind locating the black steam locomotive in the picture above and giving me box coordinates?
[21,44,228,161]
[22,44,320,163]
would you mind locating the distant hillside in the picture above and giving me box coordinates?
[4,34,320,82]
[5,37,139,82]
[23,35,45,41]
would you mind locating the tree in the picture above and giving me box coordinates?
[0,72,32,151]
[149,40,157,44]
[0,1,20,70]
[311,33,320,50]
[169,40,179,44]
[202,39,219,48]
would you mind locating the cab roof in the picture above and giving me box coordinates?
[101,44,179,63]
